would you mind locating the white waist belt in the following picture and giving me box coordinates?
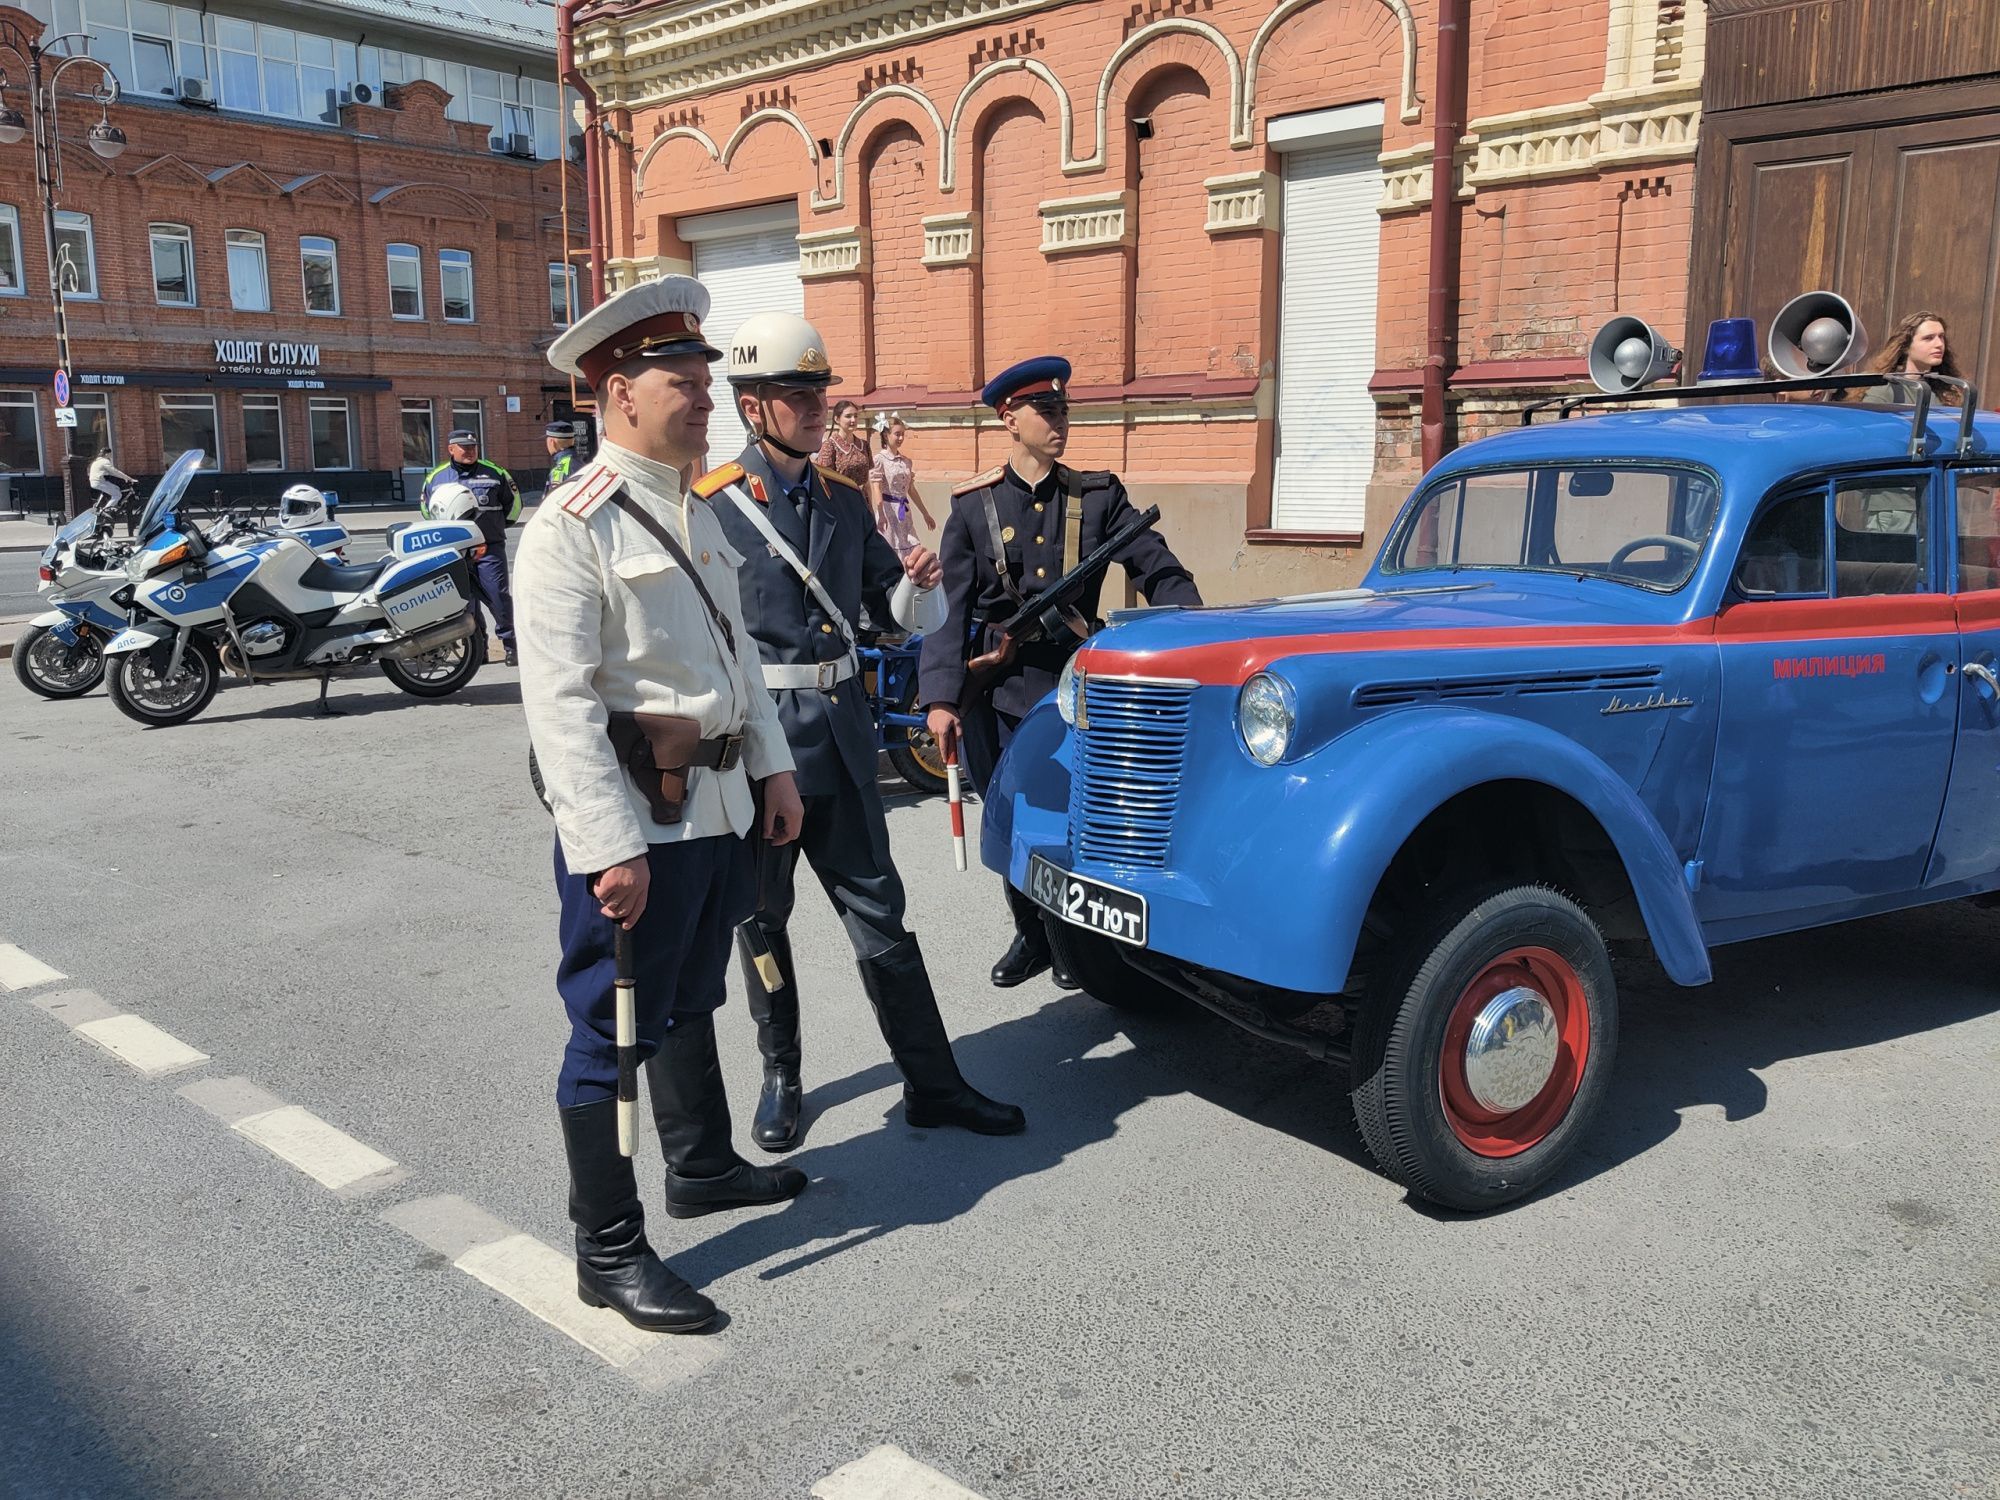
[763,655,858,691]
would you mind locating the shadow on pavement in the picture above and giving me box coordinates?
[673,988,1372,1288]
[184,677,522,725]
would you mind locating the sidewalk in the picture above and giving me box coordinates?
[0,503,544,553]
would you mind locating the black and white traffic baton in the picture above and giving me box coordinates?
[613,927,639,1157]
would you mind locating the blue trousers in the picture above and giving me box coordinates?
[554,834,755,1106]
[471,548,514,646]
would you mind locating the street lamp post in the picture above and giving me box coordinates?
[0,21,127,520]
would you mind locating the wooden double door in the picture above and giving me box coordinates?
[1689,80,2000,396]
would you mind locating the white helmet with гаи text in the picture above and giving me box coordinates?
[726,311,842,389]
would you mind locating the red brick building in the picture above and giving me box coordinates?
[0,0,584,511]
[572,0,1706,598]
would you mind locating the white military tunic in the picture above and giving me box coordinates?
[515,440,793,874]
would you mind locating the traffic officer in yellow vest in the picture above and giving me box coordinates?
[693,311,1025,1152]
[515,276,808,1336]
[920,356,1201,987]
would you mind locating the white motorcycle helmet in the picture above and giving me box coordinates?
[278,483,330,528]
[424,481,480,523]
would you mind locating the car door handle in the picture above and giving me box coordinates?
[1964,662,1999,695]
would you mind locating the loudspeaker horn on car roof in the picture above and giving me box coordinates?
[1587,316,1681,394]
[1769,291,1870,379]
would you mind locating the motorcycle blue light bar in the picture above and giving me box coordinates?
[1697,317,1762,384]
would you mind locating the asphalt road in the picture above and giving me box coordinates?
[1,552,49,621]
[1,665,1996,1499]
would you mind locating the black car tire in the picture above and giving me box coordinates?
[1046,919,1184,1015]
[1349,883,1617,1213]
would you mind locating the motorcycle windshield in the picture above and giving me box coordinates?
[53,509,100,547]
[135,450,205,542]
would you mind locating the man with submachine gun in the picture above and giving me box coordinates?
[921,356,1202,989]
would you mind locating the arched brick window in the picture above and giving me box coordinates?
[1128,67,1216,378]
[864,123,932,391]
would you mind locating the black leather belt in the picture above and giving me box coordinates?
[687,734,744,772]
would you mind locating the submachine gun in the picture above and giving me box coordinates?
[989,504,1162,649]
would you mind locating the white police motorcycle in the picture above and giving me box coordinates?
[16,481,353,701]
[101,452,486,726]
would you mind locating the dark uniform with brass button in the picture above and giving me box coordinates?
[700,310,1025,1153]
[919,356,1201,987]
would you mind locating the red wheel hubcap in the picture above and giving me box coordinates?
[1438,946,1589,1158]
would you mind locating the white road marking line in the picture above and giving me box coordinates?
[0,943,65,992]
[812,1445,989,1500]
[453,1233,663,1369]
[73,1014,210,1077]
[178,1075,287,1126]
[24,988,120,1025]
[232,1105,399,1194]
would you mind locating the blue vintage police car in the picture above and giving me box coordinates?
[985,334,1998,1211]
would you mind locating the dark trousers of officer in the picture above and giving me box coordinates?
[742,783,908,959]
[957,698,1044,946]
[554,833,753,1107]
[471,548,515,648]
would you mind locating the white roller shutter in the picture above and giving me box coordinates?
[1273,138,1384,534]
[684,204,803,461]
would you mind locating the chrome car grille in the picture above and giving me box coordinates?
[1071,677,1196,869]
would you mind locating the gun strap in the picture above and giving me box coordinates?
[717,479,859,654]
[609,489,738,663]
[1061,469,1085,576]
[980,485,1029,608]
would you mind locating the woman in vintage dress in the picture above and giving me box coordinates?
[870,414,935,556]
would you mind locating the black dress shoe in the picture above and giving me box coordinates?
[503,644,519,666]
[904,1085,1027,1135]
[991,931,1052,988]
[664,1158,808,1219]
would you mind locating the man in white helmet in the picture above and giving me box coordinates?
[513,276,808,1337]
[690,310,1025,1153]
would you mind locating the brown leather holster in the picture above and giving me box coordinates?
[605,711,743,826]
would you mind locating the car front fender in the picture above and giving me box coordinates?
[988,701,1711,991]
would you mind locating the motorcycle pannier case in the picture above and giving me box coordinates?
[374,554,468,635]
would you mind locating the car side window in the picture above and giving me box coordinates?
[1832,476,1927,596]
[1735,487,1828,598]
[1955,473,2000,592]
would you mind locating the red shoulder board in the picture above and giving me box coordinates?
[952,466,1005,498]
[556,463,622,519]
[690,461,747,500]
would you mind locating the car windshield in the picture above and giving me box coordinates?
[135,450,206,541]
[1383,463,1720,591]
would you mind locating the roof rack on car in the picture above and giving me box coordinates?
[1521,372,1981,461]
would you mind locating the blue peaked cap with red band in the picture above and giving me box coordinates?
[982,355,1072,411]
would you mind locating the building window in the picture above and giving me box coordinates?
[226,229,270,312]
[72,392,114,462]
[0,204,22,295]
[149,222,196,306]
[450,399,483,449]
[54,210,96,300]
[128,0,177,97]
[0,391,43,474]
[243,394,284,471]
[549,261,578,326]
[400,398,435,470]
[158,394,220,471]
[217,15,261,110]
[387,242,422,319]
[309,397,353,470]
[439,248,474,322]
[300,236,339,315]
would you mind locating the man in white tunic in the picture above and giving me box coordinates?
[515,276,805,1335]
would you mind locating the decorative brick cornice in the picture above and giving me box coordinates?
[797,224,869,279]
[1039,191,1132,256]
[604,253,693,292]
[1378,79,1698,212]
[921,212,978,267]
[1204,171,1277,234]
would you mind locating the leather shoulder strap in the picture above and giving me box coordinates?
[609,490,737,661]
[981,485,1028,606]
[715,481,858,650]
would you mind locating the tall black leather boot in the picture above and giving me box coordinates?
[649,1011,808,1219]
[992,885,1055,988]
[861,935,1026,1135]
[738,925,803,1153]
[559,1099,717,1334]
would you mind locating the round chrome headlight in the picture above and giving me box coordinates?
[1056,655,1080,725]
[1237,672,1295,765]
